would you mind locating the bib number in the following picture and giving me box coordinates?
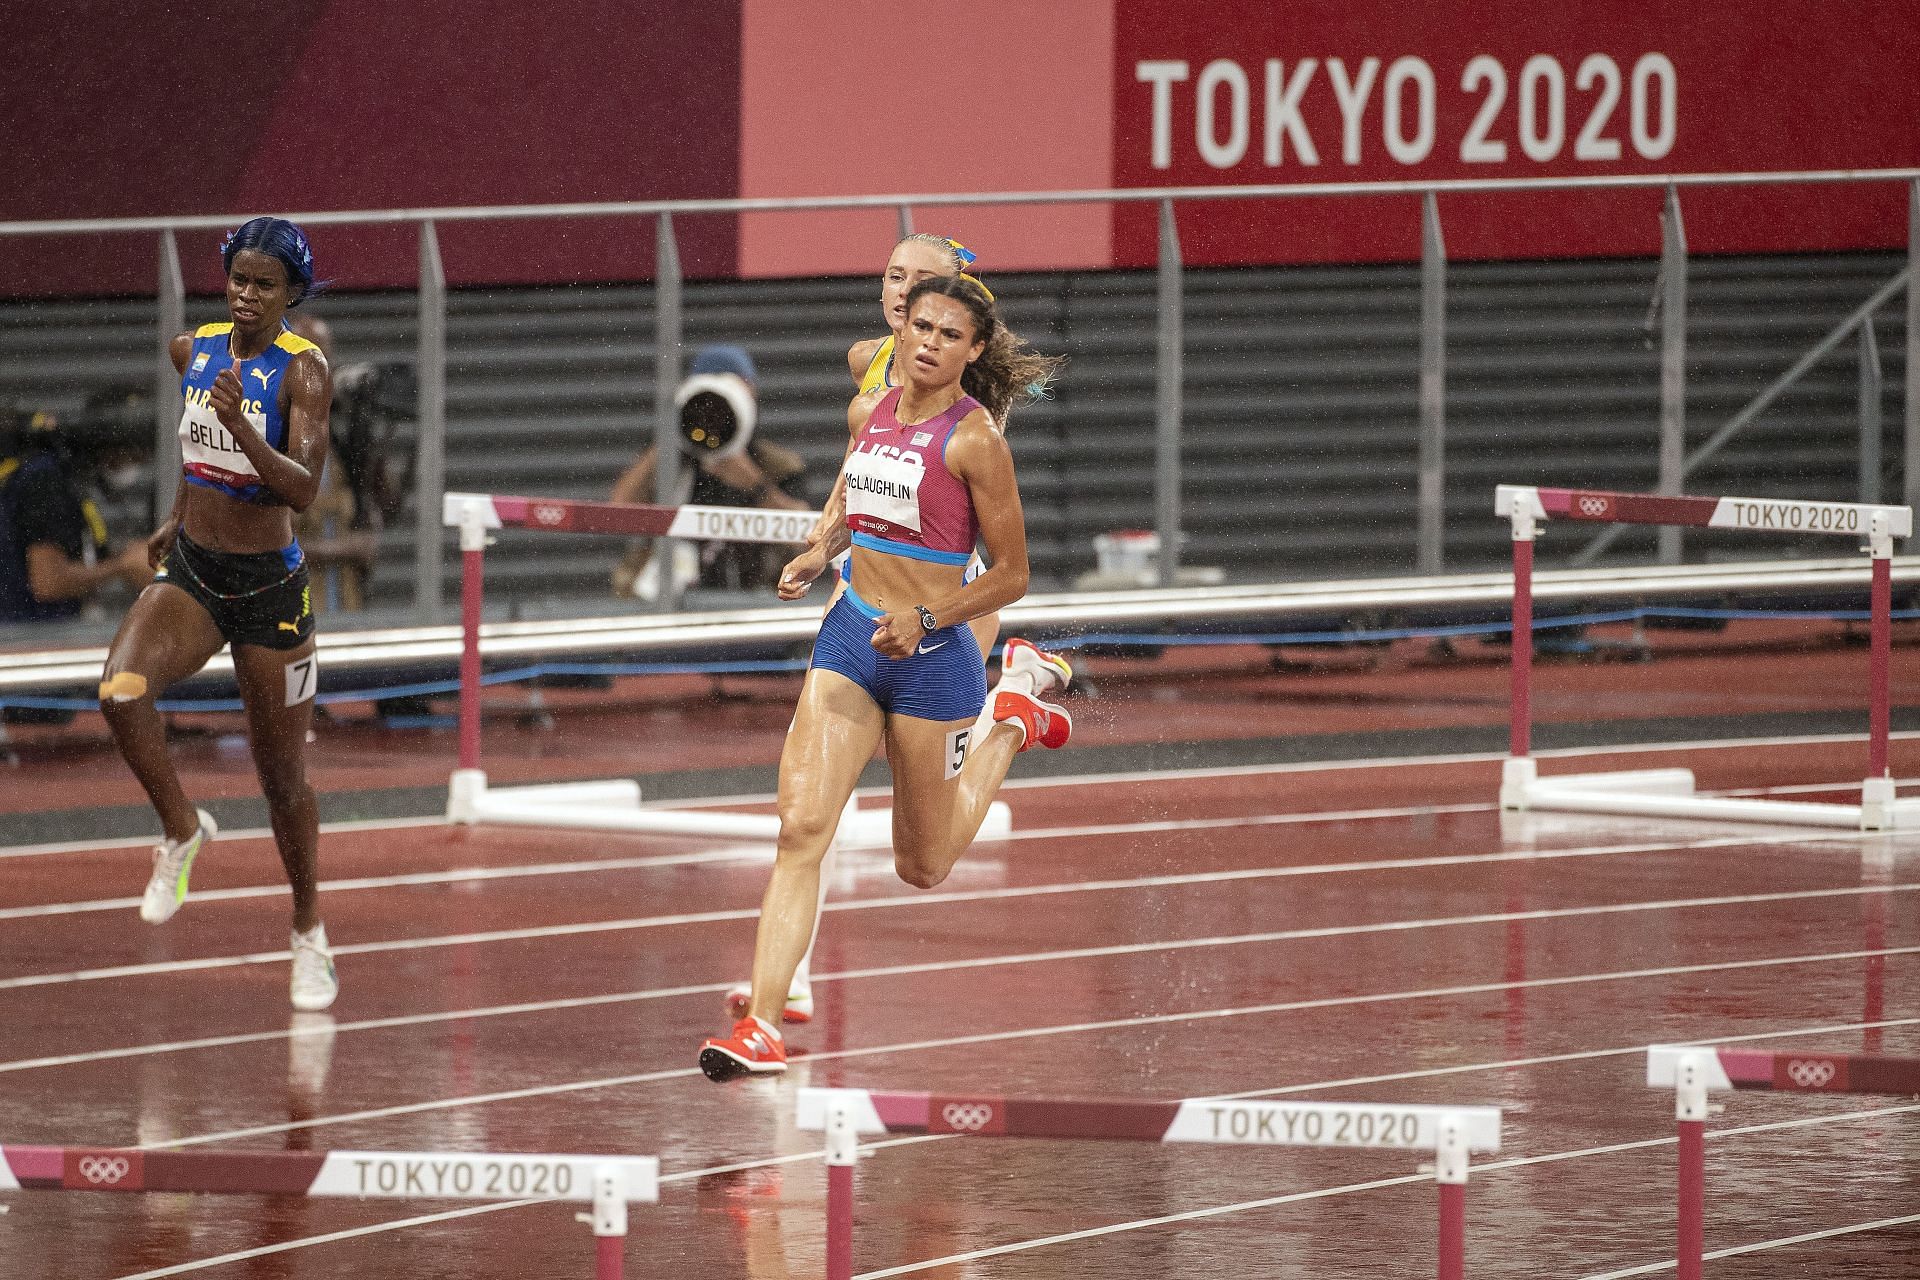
[284,655,317,707]
[945,727,970,779]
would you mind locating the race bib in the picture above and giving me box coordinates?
[845,448,925,534]
[179,400,264,489]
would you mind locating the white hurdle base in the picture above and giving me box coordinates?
[1500,756,1917,831]
[447,769,1011,848]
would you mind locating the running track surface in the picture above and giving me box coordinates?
[2,629,1918,1278]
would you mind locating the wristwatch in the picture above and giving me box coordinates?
[914,605,938,633]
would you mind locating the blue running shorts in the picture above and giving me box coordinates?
[810,586,985,722]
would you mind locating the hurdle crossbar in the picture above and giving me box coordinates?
[0,1143,659,1279]
[797,1087,1501,1280]
[1495,485,1916,830]
[1646,1045,1920,1280]
[1647,1043,1920,1096]
[439,492,1008,844]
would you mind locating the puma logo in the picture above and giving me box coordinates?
[250,367,271,389]
[278,621,300,633]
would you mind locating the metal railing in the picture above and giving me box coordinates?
[5,168,1917,619]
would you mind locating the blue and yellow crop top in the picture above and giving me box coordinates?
[857,336,896,397]
[177,322,318,505]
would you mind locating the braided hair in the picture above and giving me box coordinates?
[221,216,325,305]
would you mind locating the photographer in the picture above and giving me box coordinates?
[287,315,390,612]
[611,345,810,598]
[0,406,152,624]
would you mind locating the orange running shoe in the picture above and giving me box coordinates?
[699,1017,788,1081]
[991,687,1072,752]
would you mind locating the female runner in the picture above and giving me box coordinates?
[701,275,1069,1079]
[846,234,1003,660]
[721,236,1071,1028]
[100,216,338,1012]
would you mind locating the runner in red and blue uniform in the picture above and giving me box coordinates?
[700,277,1072,1080]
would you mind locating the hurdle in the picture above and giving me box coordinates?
[440,492,1010,845]
[1496,485,1916,830]
[1646,1044,1920,1279]
[797,1087,1502,1279]
[0,1142,658,1278]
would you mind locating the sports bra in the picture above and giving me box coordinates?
[842,388,979,566]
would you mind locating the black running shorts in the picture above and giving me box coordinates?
[156,531,314,650]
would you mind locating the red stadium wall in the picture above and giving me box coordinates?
[0,1,743,296]
[1109,0,1920,266]
[734,0,1116,279]
[4,2,1915,296]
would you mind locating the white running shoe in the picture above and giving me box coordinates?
[724,982,814,1024]
[139,809,217,924]
[999,637,1073,697]
[290,924,339,1012]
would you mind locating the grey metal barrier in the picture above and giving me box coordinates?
[4,169,1918,619]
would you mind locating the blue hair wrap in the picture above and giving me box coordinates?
[221,216,319,301]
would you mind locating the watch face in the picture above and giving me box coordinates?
[918,607,937,632]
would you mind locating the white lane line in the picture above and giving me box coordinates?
[854,1101,1920,1278]
[16,782,1901,924]
[11,882,1904,1074]
[143,943,1920,1151]
[856,1171,1434,1277]
[1201,1014,1920,1103]
[119,1129,941,1280]
[0,843,771,921]
[0,804,774,861]
[864,1105,1920,1280]
[992,732,1920,791]
[864,1029,1920,1276]
[107,1199,542,1280]
[0,828,1846,990]
[13,727,1917,863]
[11,783,1900,921]
[1577,1212,1920,1279]
[7,882,1917,1074]
[97,1014,1920,1279]
[0,814,449,860]
[0,805,1497,920]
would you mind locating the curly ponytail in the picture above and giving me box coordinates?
[903,275,1065,426]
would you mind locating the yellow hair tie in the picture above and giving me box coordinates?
[959,272,995,303]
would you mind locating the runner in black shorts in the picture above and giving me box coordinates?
[99,215,339,1011]
[156,531,314,649]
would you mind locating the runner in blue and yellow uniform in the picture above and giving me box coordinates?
[99,216,339,1012]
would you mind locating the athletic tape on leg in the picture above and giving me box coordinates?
[99,672,147,702]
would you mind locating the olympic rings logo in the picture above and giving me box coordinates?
[941,1103,996,1132]
[77,1156,131,1185]
[1785,1059,1837,1089]
[531,504,566,527]
[1577,496,1612,518]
